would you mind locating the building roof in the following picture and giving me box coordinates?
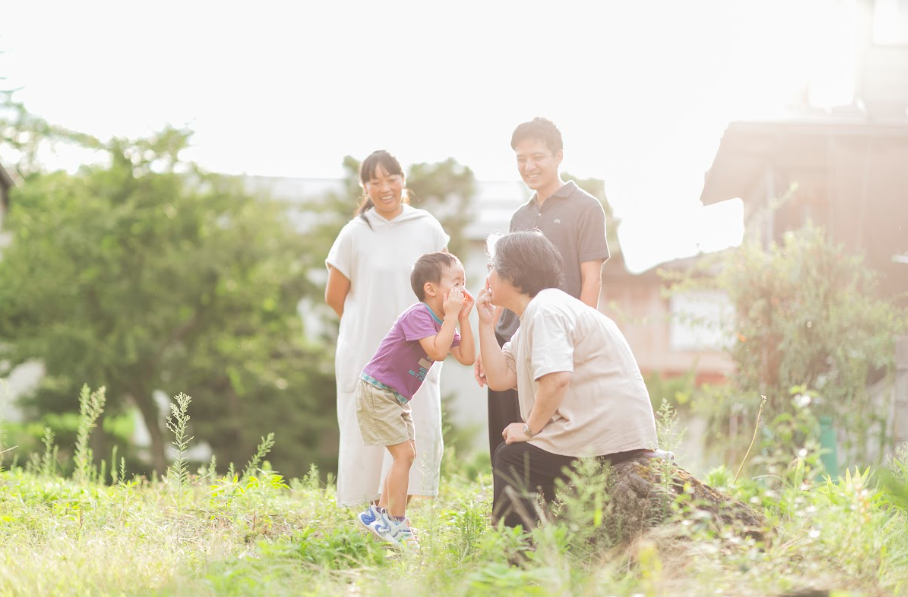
[700,117,908,205]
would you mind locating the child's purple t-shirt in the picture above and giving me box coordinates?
[362,303,461,401]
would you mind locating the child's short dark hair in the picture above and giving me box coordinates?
[411,252,459,301]
[510,117,563,154]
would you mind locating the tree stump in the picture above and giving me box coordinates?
[606,455,765,541]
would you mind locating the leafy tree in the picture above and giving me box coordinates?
[562,172,621,255]
[666,225,907,468]
[295,156,364,327]
[0,113,335,477]
[406,158,477,259]
[303,155,479,269]
[0,91,101,178]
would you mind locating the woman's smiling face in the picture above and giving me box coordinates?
[363,164,404,220]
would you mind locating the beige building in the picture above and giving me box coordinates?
[699,0,908,304]
[600,253,733,386]
[697,0,908,455]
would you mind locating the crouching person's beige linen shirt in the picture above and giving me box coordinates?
[502,288,658,457]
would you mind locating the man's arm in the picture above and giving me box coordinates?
[578,259,604,309]
[574,195,608,309]
[502,371,572,444]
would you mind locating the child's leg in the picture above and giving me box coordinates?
[378,440,416,518]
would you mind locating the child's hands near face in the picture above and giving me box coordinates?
[443,286,465,319]
[458,288,475,320]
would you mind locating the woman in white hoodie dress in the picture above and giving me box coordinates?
[325,150,450,507]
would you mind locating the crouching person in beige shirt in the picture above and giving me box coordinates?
[476,230,659,529]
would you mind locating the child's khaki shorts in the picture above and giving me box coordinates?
[355,378,416,447]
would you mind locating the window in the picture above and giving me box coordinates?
[669,290,734,351]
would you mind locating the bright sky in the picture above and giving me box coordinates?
[2,0,856,272]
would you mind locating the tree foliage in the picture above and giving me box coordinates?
[666,225,907,468]
[301,155,479,269]
[562,172,621,255]
[406,158,477,259]
[0,113,336,477]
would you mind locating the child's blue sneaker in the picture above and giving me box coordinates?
[380,514,420,552]
[359,504,381,526]
[356,504,387,541]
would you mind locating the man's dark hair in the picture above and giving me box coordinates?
[411,252,459,301]
[490,231,563,297]
[510,117,563,154]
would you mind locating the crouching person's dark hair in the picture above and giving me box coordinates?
[490,231,564,297]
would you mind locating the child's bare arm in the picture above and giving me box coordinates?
[418,321,457,361]
[450,315,475,365]
[418,289,461,360]
[419,287,469,361]
[450,288,475,365]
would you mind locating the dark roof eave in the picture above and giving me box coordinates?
[699,118,908,205]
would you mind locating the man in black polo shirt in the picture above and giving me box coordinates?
[474,117,610,463]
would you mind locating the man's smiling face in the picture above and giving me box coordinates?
[514,137,562,196]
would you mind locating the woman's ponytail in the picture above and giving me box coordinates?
[355,195,375,229]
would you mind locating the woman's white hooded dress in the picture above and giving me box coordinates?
[326,204,450,506]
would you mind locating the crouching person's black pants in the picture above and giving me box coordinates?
[491,441,648,529]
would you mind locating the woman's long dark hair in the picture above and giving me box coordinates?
[356,150,410,228]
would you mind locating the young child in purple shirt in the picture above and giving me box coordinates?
[355,252,475,551]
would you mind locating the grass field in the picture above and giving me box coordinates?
[1,392,907,596]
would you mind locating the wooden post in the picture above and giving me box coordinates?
[895,336,908,450]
